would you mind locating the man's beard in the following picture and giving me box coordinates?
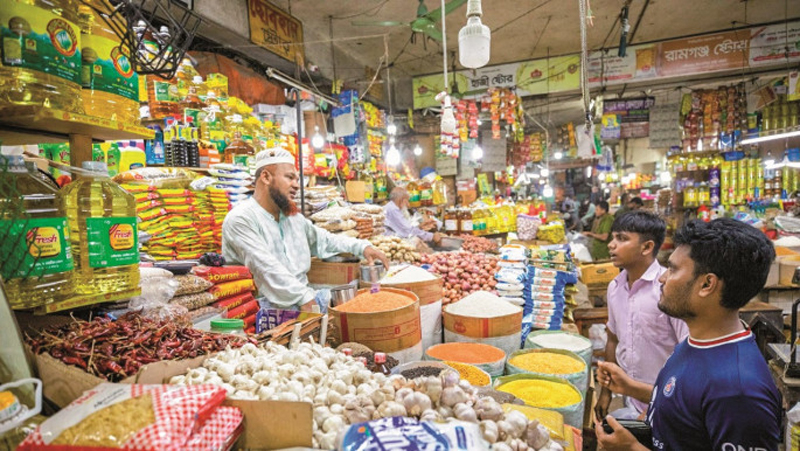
[658,281,697,320]
[269,186,299,216]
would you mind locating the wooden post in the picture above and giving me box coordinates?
[68,133,93,167]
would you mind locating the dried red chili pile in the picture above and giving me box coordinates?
[26,312,253,382]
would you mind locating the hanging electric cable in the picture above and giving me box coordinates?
[578,0,592,130]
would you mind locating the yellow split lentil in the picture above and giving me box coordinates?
[444,361,490,386]
[509,352,584,375]
[497,379,581,409]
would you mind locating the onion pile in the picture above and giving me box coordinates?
[419,251,499,305]
[459,235,499,253]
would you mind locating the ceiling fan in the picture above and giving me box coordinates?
[351,0,467,42]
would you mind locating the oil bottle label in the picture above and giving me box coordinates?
[86,217,138,268]
[81,33,138,101]
[0,2,81,85]
[152,80,177,103]
[0,217,73,279]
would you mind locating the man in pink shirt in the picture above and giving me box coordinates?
[595,211,688,420]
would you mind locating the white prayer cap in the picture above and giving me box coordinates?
[254,148,295,172]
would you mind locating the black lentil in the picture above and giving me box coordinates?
[400,366,445,379]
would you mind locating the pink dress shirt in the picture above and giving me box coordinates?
[606,259,689,414]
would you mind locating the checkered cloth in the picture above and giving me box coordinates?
[19,383,243,450]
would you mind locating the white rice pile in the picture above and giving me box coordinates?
[380,265,438,284]
[529,333,590,352]
[445,291,521,318]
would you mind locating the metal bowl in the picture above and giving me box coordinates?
[329,284,358,308]
[360,262,386,283]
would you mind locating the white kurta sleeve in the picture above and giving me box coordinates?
[226,217,316,309]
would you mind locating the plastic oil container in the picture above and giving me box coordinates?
[143,27,178,119]
[0,153,74,309]
[62,161,139,295]
[78,0,139,123]
[0,0,84,114]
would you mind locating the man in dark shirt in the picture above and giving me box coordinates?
[595,218,781,451]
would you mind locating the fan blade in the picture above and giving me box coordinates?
[425,0,468,22]
[351,20,408,27]
[423,26,443,42]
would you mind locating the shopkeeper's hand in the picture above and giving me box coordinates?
[364,246,390,270]
[582,231,593,238]
[432,232,443,245]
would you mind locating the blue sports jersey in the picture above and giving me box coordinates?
[646,330,781,451]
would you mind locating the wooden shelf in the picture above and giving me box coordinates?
[0,105,154,146]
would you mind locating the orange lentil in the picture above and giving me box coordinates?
[426,343,505,364]
[334,291,413,313]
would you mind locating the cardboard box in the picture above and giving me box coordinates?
[33,351,207,408]
[307,258,360,285]
[35,351,314,450]
[579,262,619,285]
[779,255,800,286]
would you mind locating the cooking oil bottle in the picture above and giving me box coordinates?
[0,0,84,113]
[144,27,179,119]
[78,0,139,123]
[0,152,74,309]
[63,161,139,295]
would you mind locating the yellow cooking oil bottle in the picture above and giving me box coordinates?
[63,160,139,295]
[0,152,74,309]
[78,0,139,123]
[0,0,84,113]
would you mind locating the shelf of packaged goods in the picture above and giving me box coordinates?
[34,287,142,315]
[667,150,721,160]
[0,106,155,147]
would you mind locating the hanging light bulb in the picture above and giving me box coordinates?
[459,0,491,68]
[311,125,325,149]
[472,145,483,160]
[413,144,423,156]
[542,185,554,198]
[386,144,401,166]
[387,121,397,136]
[553,151,564,160]
[585,166,592,178]
[540,168,549,177]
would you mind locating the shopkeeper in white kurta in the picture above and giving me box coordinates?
[222,148,389,311]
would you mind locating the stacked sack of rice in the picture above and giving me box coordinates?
[351,203,386,236]
[193,265,259,333]
[495,245,529,308]
[300,186,343,216]
[206,164,252,207]
[309,206,359,238]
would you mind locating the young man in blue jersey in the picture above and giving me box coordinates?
[595,218,781,451]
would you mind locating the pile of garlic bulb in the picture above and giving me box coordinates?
[170,341,563,450]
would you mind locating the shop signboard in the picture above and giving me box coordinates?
[412,56,579,109]
[603,97,655,139]
[749,22,800,67]
[247,0,305,66]
[658,31,748,77]
[587,44,656,87]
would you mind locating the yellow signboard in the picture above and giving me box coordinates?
[248,0,305,66]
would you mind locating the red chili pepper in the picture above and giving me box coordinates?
[62,356,87,369]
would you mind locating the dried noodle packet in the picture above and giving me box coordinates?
[19,383,241,450]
